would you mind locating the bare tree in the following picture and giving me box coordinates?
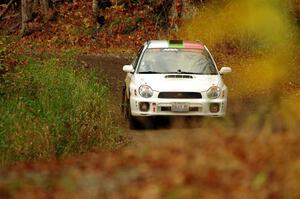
[40,0,50,12]
[21,0,33,35]
[21,0,53,36]
[40,0,52,20]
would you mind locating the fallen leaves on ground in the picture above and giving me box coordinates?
[1,131,300,199]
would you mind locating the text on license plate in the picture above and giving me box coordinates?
[171,103,189,112]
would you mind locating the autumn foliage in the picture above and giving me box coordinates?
[1,131,300,198]
[0,0,300,198]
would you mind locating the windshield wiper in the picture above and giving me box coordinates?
[139,71,160,74]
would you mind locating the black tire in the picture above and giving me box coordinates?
[129,114,140,130]
[124,96,140,130]
[129,116,154,130]
[121,84,126,114]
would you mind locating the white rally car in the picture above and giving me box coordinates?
[122,40,232,129]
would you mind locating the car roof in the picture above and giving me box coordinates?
[146,40,205,49]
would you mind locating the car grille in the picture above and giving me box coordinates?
[158,92,202,99]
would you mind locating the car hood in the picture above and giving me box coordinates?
[133,74,222,92]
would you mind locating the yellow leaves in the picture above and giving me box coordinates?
[283,159,300,199]
[179,1,300,135]
[74,11,82,18]
[180,0,297,48]
[252,172,267,190]
[83,17,91,29]
[111,4,125,10]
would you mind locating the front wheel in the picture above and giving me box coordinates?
[129,115,140,130]
[124,97,140,130]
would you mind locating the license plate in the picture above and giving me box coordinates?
[171,103,189,112]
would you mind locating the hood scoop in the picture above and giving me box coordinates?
[165,75,193,79]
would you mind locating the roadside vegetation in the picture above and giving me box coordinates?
[0,49,126,166]
[0,0,300,198]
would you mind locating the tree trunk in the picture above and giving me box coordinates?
[154,0,173,28]
[40,0,52,20]
[40,0,50,14]
[21,0,33,36]
[169,0,181,29]
[21,0,27,35]
[92,0,99,16]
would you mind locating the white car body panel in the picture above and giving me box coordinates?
[133,74,221,92]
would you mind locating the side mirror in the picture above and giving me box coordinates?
[219,67,232,75]
[123,64,134,73]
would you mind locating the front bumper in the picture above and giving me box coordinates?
[130,96,227,117]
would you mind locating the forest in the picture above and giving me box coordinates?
[0,0,300,198]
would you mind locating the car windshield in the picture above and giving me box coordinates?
[137,48,218,75]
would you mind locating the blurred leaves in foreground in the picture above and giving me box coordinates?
[2,130,300,198]
[179,0,300,133]
[180,0,299,97]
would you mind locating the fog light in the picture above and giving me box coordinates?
[139,102,150,112]
[210,103,220,113]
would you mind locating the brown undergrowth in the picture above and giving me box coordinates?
[0,0,300,197]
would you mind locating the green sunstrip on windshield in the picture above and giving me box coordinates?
[168,40,184,48]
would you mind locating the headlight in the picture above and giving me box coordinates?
[207,86,221,99]
[138,85,153,98]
